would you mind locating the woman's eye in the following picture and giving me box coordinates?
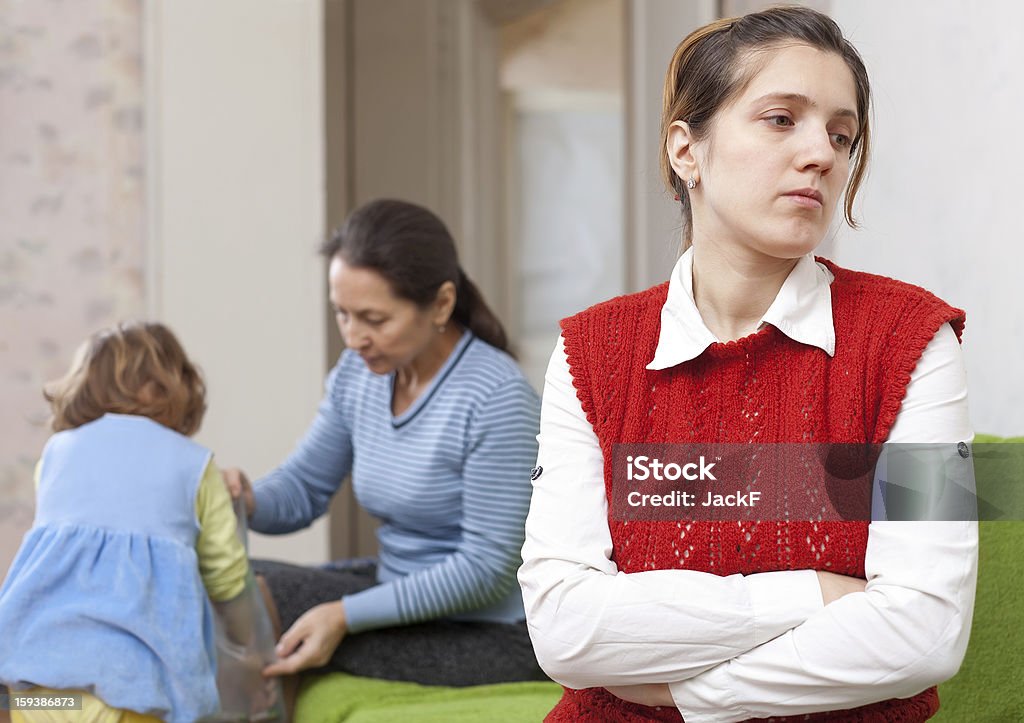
[767,115,793,127]
[831,133,851,147]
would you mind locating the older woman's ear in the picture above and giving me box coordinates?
[432,280,458,326]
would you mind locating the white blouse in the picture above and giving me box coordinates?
[518,250,977,723]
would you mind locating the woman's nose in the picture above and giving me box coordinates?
[340,320,368,349]
[797,127,835,173]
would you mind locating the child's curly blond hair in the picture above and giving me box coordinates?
[44,321,207,436]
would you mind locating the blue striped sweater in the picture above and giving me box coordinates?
[250,331,540,633]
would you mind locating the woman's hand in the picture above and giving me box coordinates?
[263,600,347,676]
[604,684,675,708]
[222,467,256,518]
[604,573,868,709]
[816,570,867,605]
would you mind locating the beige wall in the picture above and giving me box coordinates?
[0,0,146,577]
[147,0,328,564]
[501,0,624,94]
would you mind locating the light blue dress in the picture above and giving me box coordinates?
[0,414,220,723]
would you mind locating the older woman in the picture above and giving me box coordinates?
[226,199,544,686]
[519,6,975,722]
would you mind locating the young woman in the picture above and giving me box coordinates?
[519,7,975,722]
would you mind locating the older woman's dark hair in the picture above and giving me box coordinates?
[321,199,511,355]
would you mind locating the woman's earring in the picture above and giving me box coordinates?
[437,324,447,334]
[686,177,697,189]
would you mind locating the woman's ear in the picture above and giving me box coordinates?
[666,120,700,186]
[432,280,457,326]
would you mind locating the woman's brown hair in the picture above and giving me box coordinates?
[45,321,207,436]
[321,199,512,355]
[660,5,872,247]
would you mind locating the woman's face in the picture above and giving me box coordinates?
[328,256,442,375]
[676,44,859,259]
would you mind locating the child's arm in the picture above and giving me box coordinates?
[195,460,253,644]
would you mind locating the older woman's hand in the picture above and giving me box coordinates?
[221,467,256,518]
[262,600,348,676]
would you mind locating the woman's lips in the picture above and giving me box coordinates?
[784,190,823,209]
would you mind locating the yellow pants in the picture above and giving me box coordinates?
[10,688,161,723]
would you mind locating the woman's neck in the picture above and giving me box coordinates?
[393,325,463,400]
[690,241,799,343]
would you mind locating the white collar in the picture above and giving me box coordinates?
[646,247,836,370]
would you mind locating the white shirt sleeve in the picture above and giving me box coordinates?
[518,335,824,688]
[671,322,978,722]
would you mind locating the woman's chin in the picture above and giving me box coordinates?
[755,229,826,259]
[360,356,393,375]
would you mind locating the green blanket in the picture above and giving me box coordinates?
[932,434,1024,721]
[294,674,562,722]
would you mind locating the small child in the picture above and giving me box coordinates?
[0,321,251,722]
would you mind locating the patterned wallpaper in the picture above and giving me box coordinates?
[0,0,144,577]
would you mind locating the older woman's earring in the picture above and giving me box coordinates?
[686,177,697,189]
[437,324,447,334]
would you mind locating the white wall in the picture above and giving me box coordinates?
[830,1,1024,436]
[626,0,717,291]
[146,1,329,562]
[500,0,626,391]
[512,93,625,390]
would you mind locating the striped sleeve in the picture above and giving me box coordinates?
[250,358,355,533]
[342,375,539,632]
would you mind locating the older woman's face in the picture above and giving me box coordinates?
[687,44,858,259]
[328,256,438,375]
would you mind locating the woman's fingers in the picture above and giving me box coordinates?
[263,646,308,676]
[275,621,305,660]
[262,620,313,675]
[262,601,347,677]
[262,652,304,677]
[221,467,244,498]
[816,570,868,605]
[605,684,674,707]
[221,467,255,517]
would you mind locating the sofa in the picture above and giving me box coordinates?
[295,435,1023,722]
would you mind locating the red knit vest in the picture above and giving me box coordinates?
[549,259,966,723]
